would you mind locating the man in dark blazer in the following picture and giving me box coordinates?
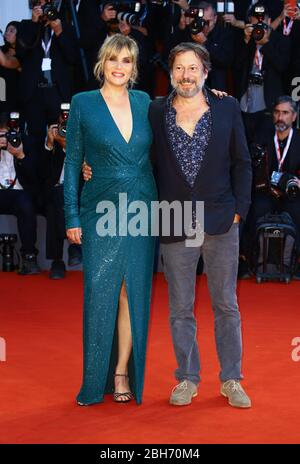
[234,3,290,144]
[241,95,300,276]
[167,1,234,91]
[16,0,77,144]
[0,112,40,275]
[39,122,82,279]
[148,42,252,408]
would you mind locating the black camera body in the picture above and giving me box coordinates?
[31,1,59,21]
[250,143,270,191]
[58,103,70,138]
[0,112,22,150]
[105,1,143,26]
[185,8,209,35]
[249,71,264,86]
[0,234,17,272]
[42,2,59,21]
[271,171,300,200]
[251,5,268,41]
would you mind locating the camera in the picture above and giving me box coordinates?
[58,103,70,138]
[0,234,17,272]
[42,1,59,21]
[249,71,264,86]
[31,1,59,21]
[251,5,269,41]
[271,171,300,199]
[250,143,269,191]
[185,8,209,35]
[0,112,22,150]
[105,1,144,26]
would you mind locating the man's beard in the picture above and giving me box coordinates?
[275,121,291,132]
[171,76,205,98]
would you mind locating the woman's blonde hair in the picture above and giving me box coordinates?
[94,34,139,88]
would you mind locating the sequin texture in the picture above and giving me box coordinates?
[64,90,157,405]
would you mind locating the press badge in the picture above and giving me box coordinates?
[42,58,52,71]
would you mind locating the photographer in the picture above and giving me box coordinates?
[39,117,82,279]
[0,22,21,114]
[103,3,154,95]
[77,1,153,93]
[223,0,285,28]
[168,1,234,91]
[76,1,112,88]
[235,3,291,145]
[240,96,300,278]
[16,0,77,146]
[0,112,40,275]
[269,2,300,94]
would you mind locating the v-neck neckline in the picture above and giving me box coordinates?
[98,89,134,145]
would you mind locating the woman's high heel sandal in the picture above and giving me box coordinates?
[113,374,134,403]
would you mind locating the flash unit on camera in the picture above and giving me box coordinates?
[61,103,70,111]
[255,6,265,14]
[217,2,234,13]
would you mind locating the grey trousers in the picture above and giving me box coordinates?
[160,223,243,385]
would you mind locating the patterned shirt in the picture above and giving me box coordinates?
[165,89,212,187]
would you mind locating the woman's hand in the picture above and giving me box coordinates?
[82,161,93,181]
[66,228,82,244]
[211,89,228,99]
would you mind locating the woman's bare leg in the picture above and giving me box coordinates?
[114,282,133,401]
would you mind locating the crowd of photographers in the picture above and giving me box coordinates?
[0,0,300,279]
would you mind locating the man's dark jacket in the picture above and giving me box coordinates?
[148,89,252,243]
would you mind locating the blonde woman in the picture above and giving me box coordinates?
[64,34,157,405]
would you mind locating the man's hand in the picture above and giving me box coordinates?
[223,14,245,29]
[223,14,237,26]
[101,4,117,22]
[82,161,93,181]
[66,227,82,245]
[211,89,228,99]
[46,124,57,150]
[7,142,25,160]
[132,25,148,36]
[119,20,131,36]
[46,124,66,150]
[244,23,253,44]
[233,214,240,224]
[32,5,43,22]
[49,18,63,36]
[191,31,207,44]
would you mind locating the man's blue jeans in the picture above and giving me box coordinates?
[160,222,243,385]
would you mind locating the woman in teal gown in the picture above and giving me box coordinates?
[64,34,157,405]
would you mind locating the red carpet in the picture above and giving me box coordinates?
[0,271,300,444]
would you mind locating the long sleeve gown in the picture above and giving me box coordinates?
[64,89,157,405]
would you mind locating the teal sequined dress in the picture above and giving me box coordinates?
[64,89,157,405]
